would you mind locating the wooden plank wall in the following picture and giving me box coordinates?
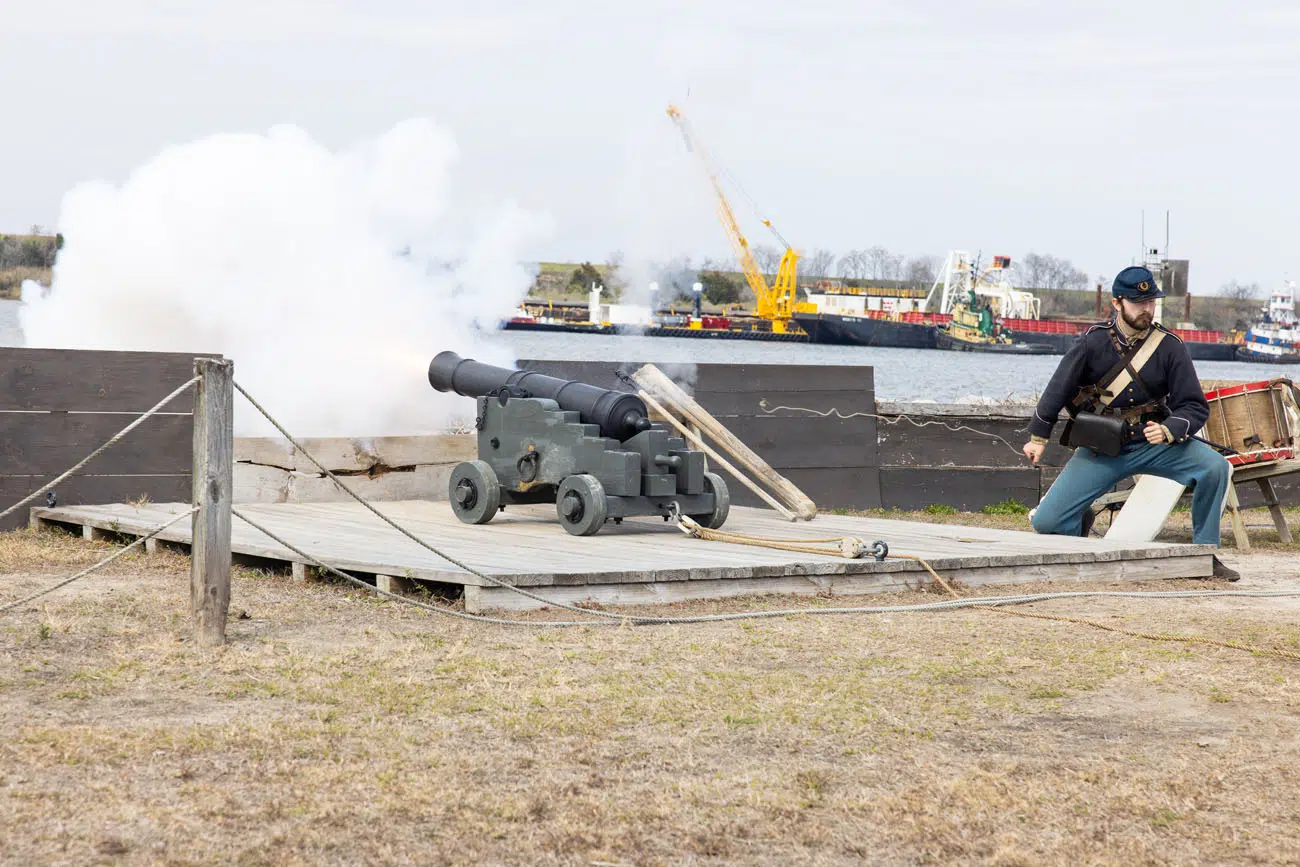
[0,348,213,529]
[874,402,1070,511]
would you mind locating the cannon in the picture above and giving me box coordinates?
[429,351,729,536]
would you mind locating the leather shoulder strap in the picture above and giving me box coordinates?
[1095,329,1166,408]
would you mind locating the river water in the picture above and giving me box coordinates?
[487,330,1276,402]
[0,299,1277,402]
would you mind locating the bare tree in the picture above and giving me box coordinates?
[1015,253,1050,289]
[1016,252,1088,291]
[802,248,835,280]
[864,246,894,280]
[885,252,904,281]
[904,255,941,288]
[1219,280,1263,300]
[751,244,782,277]
[836,249,868,280]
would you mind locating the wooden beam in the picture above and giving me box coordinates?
[632,364,818,520]
[376,574,415,595]
[1225,482,1250,552]
[191,358,233,647]
[463,554,1214,613]
[634,388,798,521]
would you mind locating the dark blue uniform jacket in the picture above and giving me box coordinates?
[1028,321,1210,446]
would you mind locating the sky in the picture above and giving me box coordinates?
[3,0,1299,294]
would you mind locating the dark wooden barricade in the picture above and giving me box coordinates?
[515,360,1300,513]
[521,360,881,510]
[0,348,213,530]
[872,402,1073,511]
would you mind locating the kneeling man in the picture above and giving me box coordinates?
[1022,265,1237,580]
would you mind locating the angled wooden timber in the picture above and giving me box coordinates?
[27,502,1215,613]
[1091,457,1300,547]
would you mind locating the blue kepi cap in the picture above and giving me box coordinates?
[1112,265,1165,300]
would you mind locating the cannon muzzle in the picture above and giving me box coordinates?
[429,351,652,441]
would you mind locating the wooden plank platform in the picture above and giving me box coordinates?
[27,502,1214,613]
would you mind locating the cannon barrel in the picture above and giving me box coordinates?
[429,351,652,441]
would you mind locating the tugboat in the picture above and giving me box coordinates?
[1237,281,1300,364]
[935,290,1055,354]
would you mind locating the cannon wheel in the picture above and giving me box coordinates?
[689,472,730,530]
[556,474,608,536]
[449,460,501,525]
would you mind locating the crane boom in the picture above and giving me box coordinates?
[667,105,801,326]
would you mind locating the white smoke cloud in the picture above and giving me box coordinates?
[20,119,547,436]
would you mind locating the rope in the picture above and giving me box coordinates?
[152,505,1300,631]
[233,379,632,623]
[0,376,200,523]
[874,539,1300,662]
[986,607,1300,662]
[678,514,878,558]
[230,508,613,628]
[757,400,1026,457]
[230,379,1300,642]
[679,518,1300,660]
[0,508,197,614]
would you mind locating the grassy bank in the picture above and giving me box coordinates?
[0,266,49,299]
[2,513,1298,864]
[0,233,58,300]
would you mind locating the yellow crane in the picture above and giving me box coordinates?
[666,104,808,332]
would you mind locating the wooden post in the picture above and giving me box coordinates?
[1257,477,1293,543]
[191,358,233,646]
[1224,482,1250,552]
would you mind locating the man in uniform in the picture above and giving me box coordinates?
[1022,265,1239,580]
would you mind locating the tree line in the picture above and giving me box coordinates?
[0,230,61,270]
[613,248,1095,307]
[0,229,61,299]
[545,248,1281,318]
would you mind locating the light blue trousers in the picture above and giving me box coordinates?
[1031,440,1231,545]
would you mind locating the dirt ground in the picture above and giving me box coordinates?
[2,514,1299,867]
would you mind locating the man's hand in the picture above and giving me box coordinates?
[1143,421,1168,444]
[1023,440,1045,465]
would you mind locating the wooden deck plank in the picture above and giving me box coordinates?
[468,554,1213,612]
[27,501,1215,610]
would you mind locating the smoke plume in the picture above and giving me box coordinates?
[20,120,546,436]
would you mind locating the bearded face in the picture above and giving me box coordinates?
[1114,299,1155,331]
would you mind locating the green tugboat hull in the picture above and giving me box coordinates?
[936,328,1056,355]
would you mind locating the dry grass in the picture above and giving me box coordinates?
[2,522,1299,865]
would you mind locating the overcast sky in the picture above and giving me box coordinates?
[3,0,1299,294]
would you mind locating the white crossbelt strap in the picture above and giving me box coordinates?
[1095,329,1167,408]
